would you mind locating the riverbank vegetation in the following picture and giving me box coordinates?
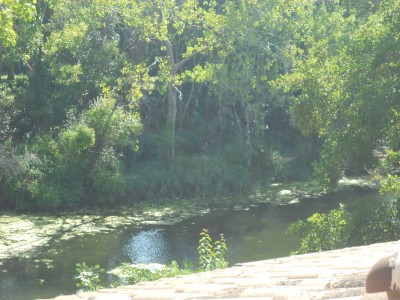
[287,197,400,254]
[75,229,228,291]
[1,0,398,212]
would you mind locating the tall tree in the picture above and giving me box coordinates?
[279,0,400,187]
[97,0,225,161]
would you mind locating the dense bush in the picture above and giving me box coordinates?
[287,197,400,254]
[346,198,400,246]
[125,154,254,202]
[124,134,299,202]
[287,203,349,254]
[3,95,141,210]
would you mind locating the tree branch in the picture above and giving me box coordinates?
[175,52,198,70]
[164,39,200,71]
[164,39,175,68]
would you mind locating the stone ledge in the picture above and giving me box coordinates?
[40,241,400,300]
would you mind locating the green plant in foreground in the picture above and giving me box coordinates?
[77,229,228,290]
[198,228,228,271]
[75,262,105,291]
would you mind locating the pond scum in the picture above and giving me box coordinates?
[0,177,377,262]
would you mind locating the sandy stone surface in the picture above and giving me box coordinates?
[40,240,400,300]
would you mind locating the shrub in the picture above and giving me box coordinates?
[90,147,126,204]
[59,124,95,155]
[198,229,228,271]
[125,153,253,202]
[347,198,400,246]
[288,198,400,255]
[3,93,142,210]
[287,203,349,254]
[75,262,105,291]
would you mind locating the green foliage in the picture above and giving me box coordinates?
[75,262,105,292]
[6,0,396,210]
[347,198,400,246]
[0,0,36,47]
[59,124,95,155]
[288,198,400,254]
[3,94,141,210]
[84,95,142,150]
[381,175,400,196]
[44,0,124,109]
[197,229,228,271]
[278,0,400,187]
[287,203,348,254]
[90,148,126,204]
[125,128,315,201]
[379,151,400,196]
[0,83,16,140]
[125,152,255,202]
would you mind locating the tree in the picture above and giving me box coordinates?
[0,0,144,209]
[13,93,142,209]
[278,0,400,187]
[97,0,225,161]
[44,0,124,114]
[0,0,36,47]
[0,0,39,80]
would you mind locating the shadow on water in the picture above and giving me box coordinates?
[0,188,386,300]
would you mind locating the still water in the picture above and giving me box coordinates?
[0,189,384,300]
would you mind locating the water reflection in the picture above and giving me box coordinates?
[123,229,170,264]
[121,227,201,265]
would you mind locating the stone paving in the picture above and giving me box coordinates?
[41,241,400,300]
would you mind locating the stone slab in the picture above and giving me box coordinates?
[41,241,400,300]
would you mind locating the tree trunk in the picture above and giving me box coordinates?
[7,63,15,81]
[164,39,194,161]
[0,44,3,81]
[180,82,194,130]
[167,82,177,161]
[164,39,177,162]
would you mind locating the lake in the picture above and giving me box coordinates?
[0,188,385,300]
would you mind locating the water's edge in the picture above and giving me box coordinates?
[0,176,378,262]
